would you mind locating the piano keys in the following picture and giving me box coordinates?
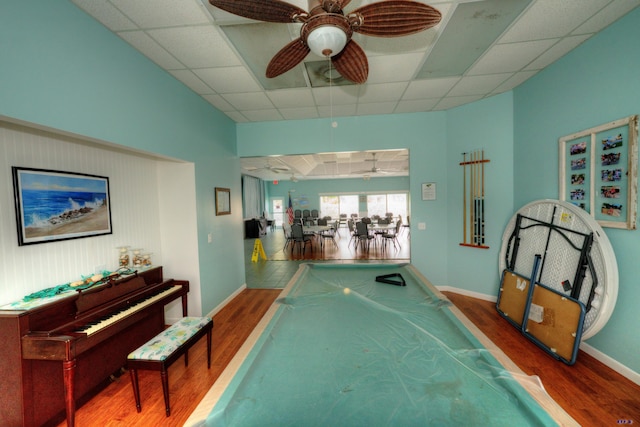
[0,266,188,427]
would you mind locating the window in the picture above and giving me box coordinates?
[367,193,408,220]
[319,195,359,219]
[339,195,358,217]
[320,196,339,219]
[320,193,408,221]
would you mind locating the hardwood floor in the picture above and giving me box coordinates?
[59,289,639,427]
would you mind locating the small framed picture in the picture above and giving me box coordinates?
[215,187,231,215]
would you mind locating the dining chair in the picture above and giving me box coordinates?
[403,215,410,238]
[290,223,312,254]
[319,222,338,248]
[382,219,403,250]
[374,218,390,240]
[282,225,294,251]
[355,221,375,251]
[347,219,357,247]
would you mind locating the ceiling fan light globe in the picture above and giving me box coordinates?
[307,26,347,57]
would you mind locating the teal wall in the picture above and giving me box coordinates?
[446,93,515,296]
[0,1,243,314]
[514,8,640,372]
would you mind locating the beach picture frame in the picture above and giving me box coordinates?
[12,167,112,245]
[559,114,638,229]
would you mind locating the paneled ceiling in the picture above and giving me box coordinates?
[71,0,638,124]
[242,149,409,181]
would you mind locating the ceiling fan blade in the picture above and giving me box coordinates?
[331,40,368,84]
[313,0,351,13]
[349,1,441,37]
[209,0,307,23]
[266,38,311,78]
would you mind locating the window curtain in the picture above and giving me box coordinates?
[242,175,266,219]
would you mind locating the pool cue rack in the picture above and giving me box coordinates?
[460,149,490,249]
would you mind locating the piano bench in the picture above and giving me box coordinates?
[127,316,213,417]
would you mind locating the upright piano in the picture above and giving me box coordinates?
[0,266,188,427]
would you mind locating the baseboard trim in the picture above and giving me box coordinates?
[438,286,640,386]
[206,284,247,319]
[437,285,497,303]
[580,342,640,386]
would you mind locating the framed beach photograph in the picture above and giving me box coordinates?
[559,114,638,229]
[215,187,231,215]
[12,167,112,245]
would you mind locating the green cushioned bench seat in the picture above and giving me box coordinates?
[127,316,213,416]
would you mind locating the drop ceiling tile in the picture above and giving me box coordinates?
[169,69,214,94]
[266,88,315,109]
[366,53,425,84]
[72,0,137,31]
[435,95,484,110]
[469,39,557,75]
[448,74,512,97]
[194,67,262,93]
[358,82,408,103]
[358,30,438,57]
[418,0,532,79]
[499,0,611,43]
[491,70,539,93]
[202,94,235,111]
[318,104,357,118]
[110,0,210,28]
[402,77,460,100]
[312,86,360,106]
[148,26,241,68]
[279,107,321,120]
[119,31,185,69]
[572,0,640,34]
[395,98,440,113]
[356,102,397,116]
[224,111,249,122]
[242,109,285,122]
[222,92,274,110]
[524,35,591,70]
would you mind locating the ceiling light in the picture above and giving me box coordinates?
[306,25,347,57]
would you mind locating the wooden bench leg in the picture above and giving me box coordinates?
[129,368,142,413]
[207,327,212,368]
[161,366,170,417]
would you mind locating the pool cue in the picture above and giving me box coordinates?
[474,150,479,245]
[470,151,475,245]
[462,152,467,244]
[481,149,485,245]
[476,150,480,244]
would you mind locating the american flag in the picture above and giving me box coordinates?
[286,194,294,225]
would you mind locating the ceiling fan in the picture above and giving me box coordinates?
[245,162,291,174]
[354,152,401,175]
[209,0,442,84]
